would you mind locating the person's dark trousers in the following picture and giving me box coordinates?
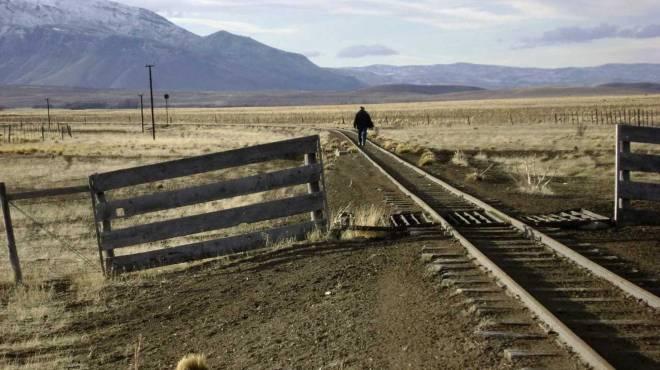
[358,128,368,146]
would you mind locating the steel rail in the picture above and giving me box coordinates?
[340,129,660,309]
[334,129,617,370]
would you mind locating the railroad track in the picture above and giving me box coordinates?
[335,130,660,370]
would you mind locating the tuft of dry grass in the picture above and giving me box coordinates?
[176,354,208,370]
[395,143,413,154]
[509,157,554,195]
[474,151,489,161]
[417,150,437,167]
[352,204,387,227]
[305,227,326,243]
[466,163,494,182]
[451,150,469,167]
[381,140,398,151]
[340,204,388,240]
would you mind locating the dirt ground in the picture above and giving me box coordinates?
[1,109,656,369]
[77,238,515,370]
[1,137,528,369]
[62,145,517,369]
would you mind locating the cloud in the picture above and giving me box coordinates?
[337,44,399,58]
[116,0,569,31]
[168,17,297,35]
[522,23,660,47]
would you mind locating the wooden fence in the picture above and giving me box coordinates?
[89,135,328,274]
[0,183,91,284]
[1,123,72,143]
[614,124,660,225]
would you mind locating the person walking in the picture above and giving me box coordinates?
[353,106,374,146]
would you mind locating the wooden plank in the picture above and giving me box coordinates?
[98,164,322,220]
[619,152,660,173]
[618,181,660,202]
[618,208,660,225]
[90,135,319,191]
[618,124,660,144]
[101,192,325,250]
[7,185,89,201]
[0,183,22,284]
[110,220,323,273]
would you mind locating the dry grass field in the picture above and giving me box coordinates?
[0,93,658,368]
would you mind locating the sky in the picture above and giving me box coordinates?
[113,0,660,68]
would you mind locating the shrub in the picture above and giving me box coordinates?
[176,354,208,370]
[466,163,494,182]
[509,157,554,195]
[418,150,437,167]
[395,143,413,154]
[451,150,469,167]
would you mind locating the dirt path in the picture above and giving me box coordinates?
[76,239,510,369]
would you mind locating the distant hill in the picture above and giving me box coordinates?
[357,84,484,95]
[597,83,660,92]
[2,84,659,109]
[0,0,361,91]
[336,63,660,89]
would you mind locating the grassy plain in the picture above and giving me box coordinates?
[0,93,658,368]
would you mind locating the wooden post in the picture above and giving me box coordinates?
[0,183,22,284]
[89,183,114,275]
[304,151,324,223]
[7,125,10,143]
[614,125,630,224]
[46,98,51,129]
[41,126,45,141]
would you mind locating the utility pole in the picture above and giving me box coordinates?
[145,64,156,140]
[45,98,51,129]
[164,93,170,125]
[138,94,145,133]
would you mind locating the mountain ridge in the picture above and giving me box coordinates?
[335,63,660,89]
[0,0,362,91]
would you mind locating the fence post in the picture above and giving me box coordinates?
[89,179,114,276]
[304,146,324,223]
[0,183,22,284]
[614,125,630,224]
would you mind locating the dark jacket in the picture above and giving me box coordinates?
[353,109,374,130]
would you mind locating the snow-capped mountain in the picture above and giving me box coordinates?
[0,0,361,91]
[0,0,196,44]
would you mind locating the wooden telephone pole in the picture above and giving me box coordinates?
[138,94,145,133]
[45,98,51,129]
[145,65,156,140]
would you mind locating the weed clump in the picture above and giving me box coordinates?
[176,354,208,370]
[466,163,494,182]
[509,157,554,195]
[418,150,437,167]
[451,150,469,167]
[395,143,413,154]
